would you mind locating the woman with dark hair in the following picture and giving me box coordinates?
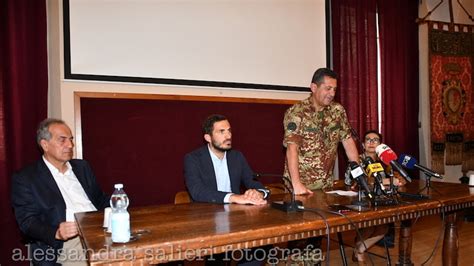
[351,130,406,264]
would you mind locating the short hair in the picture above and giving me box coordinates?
[311,68,338,85]
[36,118,66,146]
[202,114,228,135]
[364,130,383,142]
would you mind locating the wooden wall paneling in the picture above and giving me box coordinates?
[75,92,297,206]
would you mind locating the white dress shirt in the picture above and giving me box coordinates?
[42,157,97,220]
[208,145,233,203]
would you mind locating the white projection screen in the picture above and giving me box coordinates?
[64,0,328,91]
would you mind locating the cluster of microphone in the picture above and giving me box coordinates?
[347,143,443,198]
[260,143,443,212]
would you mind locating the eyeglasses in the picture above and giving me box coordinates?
[365,137,380,144]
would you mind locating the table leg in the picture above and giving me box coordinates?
[397,220,414,266]
[442,212,459,266]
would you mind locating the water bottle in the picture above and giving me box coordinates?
[110,183,130,243]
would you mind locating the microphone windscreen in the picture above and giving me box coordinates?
[359,156,371,169]
[348,161,365,178]
[398,154,417,169]
[375,144,397,165]
[364,156,375,165]
[375,143,390,155]
[367,162,384,173]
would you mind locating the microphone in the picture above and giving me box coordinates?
[348,161,374,199]
[398,154,444,179]
[364,157,386,179]
[253,173,303,212]
[375,144,412,182]
[363,157,386,192]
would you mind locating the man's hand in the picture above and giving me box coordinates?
[243,189,265,200]
[292,181,313,195]
[55,221,79,240]
[392,177,407,187]
[229,189,267,205]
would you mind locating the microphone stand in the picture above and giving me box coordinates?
[372,173,386,196]
[372,172,399,206]
[418,172,442,195]
[396,169,431,200]
[272,176,303,212]
[351,180,370,207]
[354,189,370,207]
[386,169,398,196]
[254,173,303,212]
[382,170,402,202]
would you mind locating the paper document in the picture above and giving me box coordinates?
[325,190,358,196]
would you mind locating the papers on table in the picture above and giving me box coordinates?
[325,190,358,196]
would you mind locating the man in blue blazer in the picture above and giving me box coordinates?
[11,118,109,265]
[184,114,268,205]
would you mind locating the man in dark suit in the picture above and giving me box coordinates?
[11,118,109,265]
[184,114,268,205]
[184,114,270,266]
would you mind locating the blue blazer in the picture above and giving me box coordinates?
[11,159,109,265]
[184,146,265,203]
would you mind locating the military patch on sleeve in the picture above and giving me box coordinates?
[287,122,297,131]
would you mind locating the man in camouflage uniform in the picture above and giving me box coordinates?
[284,68,359,195]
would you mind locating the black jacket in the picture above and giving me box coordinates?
[184,146,265,203]
[11,159,109,265]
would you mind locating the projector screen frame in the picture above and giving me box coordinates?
[63,0,331,92]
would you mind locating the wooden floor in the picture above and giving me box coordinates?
[321,214,474,266]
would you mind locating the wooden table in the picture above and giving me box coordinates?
[76,180,474,265]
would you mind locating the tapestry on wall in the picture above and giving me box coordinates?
[429,21,474,174]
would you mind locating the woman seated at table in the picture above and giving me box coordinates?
[348,130,406,264]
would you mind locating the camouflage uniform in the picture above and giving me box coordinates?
[283,96,351,190]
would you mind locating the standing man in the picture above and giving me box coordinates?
[184,114,269,205]
[11,118,109,265]
[283,68,359,195]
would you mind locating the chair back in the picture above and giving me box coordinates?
[174,191,191,204]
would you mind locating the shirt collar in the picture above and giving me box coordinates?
[207,144,226,161]
[306,95,331,113]
[42,156,73,175]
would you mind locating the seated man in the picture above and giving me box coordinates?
[184,114,269,205]
[11,118,109,265]
[184,114,270,265]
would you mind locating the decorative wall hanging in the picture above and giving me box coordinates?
[429,21,474,174]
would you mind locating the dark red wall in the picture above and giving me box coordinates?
[81,97,291,207]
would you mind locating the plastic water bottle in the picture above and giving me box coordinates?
[110,184,130,243]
